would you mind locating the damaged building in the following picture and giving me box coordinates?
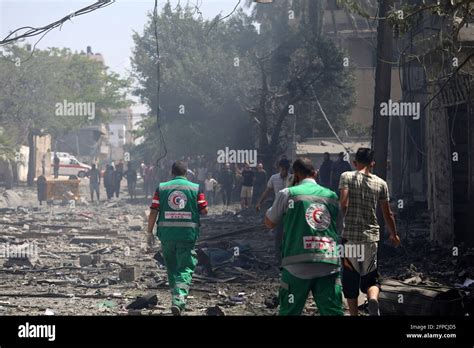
[390,1,474,247]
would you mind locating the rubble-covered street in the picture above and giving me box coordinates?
[0,181,472,316]
[0,181,283,316]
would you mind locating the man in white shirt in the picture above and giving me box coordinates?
[256,158,291,262]
[204,173,218,206]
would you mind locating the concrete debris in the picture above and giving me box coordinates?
[264,295,279,309]
[70,236,113,245]
[403,276,423,285]
[126,293,158,310]
[0,184,466,316]
[206,305,225,316]
[79,254,101,267]
[1,190,23,209]
[119,267,135,282]
[378,279,464,316]
[128,223,142,231]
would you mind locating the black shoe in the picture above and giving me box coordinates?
[171,306,181,316]
[367,299,380,316]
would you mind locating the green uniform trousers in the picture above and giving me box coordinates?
[279,268,343,316]
[161,240,197,310]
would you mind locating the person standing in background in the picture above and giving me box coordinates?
[88,164,101,202]
[116,160,124,174]
[41,155,46,176]
[103,165,115,200]
[204,172,218,206]
[330,152,352,193]
[252,163,267,206]
[139,161,145,179]
[318,153,333,189]
[144,163,155,199]
[123,162,137,200]
[219,163,234,207]
[53,153,60,179]
[240,163,255,210]
[113,163,123,198]
[197,160,207,191]
[256,158,291,263]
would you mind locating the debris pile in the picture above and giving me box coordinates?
[1,183,469,316]
[0,184,280,316]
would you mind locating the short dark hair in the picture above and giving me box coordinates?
[355,148,374,166]
[172,161,187,176]
[292,157,314,177]
[278,158,290,170]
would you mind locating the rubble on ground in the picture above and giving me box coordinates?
[0,182,471,316]
[0,182,281,316]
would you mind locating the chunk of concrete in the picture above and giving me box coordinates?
[2,190,22,208]
[79,254,101,267]
[119,267,135,282]
[70,236,112,245]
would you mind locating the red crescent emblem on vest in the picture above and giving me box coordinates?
[312,209,323,223]
[168,191,187,210]
[305,203,331,231]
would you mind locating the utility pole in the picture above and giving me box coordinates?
[372,0,394,180]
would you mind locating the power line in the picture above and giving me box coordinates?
[0,1,115,46]
[206,0,242,35]
[311,87,353,155]
[0,1,116,65]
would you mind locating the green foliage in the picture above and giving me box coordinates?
[131,0,355,164]
[0,45,129,146]
[131,2,258,160]
[0,126,16,160]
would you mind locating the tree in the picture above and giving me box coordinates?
[244,0,355,169]
[131,2,258,162]
[132,1,355,170]
[0,46,129,185]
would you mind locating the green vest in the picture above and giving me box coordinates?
[156,176,201,242]
[282,179,340,267]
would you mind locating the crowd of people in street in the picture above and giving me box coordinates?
[86,160,137,202]
[83,152,355,207]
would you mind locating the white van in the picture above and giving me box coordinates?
[53,152,72,160]
[51,156,91,178]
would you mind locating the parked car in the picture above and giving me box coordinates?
[52,152,72,160]
[51,156,91,178]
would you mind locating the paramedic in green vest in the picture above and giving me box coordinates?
[264,157,343,316]
[147,161,208,316]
